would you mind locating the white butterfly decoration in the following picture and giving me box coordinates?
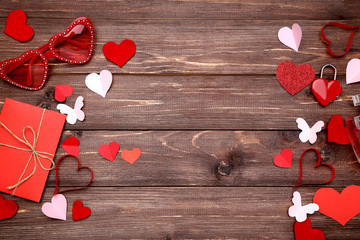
[57,96,85,125]
[288,191,319,222]
[296,118,324,144]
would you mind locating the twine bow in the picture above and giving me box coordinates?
[0,109,55,195]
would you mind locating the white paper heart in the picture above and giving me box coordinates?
[278,23,302,52]
[85,70,112,97]
[346,59,360,84]
[41,194,67,220]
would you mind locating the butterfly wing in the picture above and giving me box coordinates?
[57,104,77,125]
[308,121,324,144]
[288,191,301,218]
[296,203,319,222]
[296,118,310,143]
[74,96,85,121]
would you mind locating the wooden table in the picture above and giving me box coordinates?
[1,1,360,239]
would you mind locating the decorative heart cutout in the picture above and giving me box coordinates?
[346,59,360,84]
[85,70,113,98]
[121,148,141,164]
[99,142,120,162]
[55,85,73,102]
[276,61,315,96]
[72,200,91,221]
[278,23,302,51]
[295,148,335,187]
[41,194,67,221]
[0,194,18,221]
[313,185,360,226]
[61,136,80,156]
[103,39,136,67]
[273,149,293,168]
[311,78,342,106]
[4,10,34,42]
[328,115,350,145]
[294,218,325,240]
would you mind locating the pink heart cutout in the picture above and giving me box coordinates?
[278,23,302,51]
[346,59,360,84]
[273,149,293,168]
[41,194,67,220]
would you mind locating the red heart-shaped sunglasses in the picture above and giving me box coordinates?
[0,17,94,90]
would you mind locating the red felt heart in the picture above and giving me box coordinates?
[55,85,73,102]
[72,200,91,221]
[103,39,136,67]
[4,10,34,42]
[294,218,325,240]
[295,148,335,187]
[313,185,360,226]
[61,136,80,156]
[328,115,350,145]
[98,142,120,162]
[311,78,342,106]
[273,149,293,168]
[0,195,18,221]
[121,148,141,164]
[276,61,315,96]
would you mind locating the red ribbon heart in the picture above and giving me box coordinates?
[295,148,335,187]
[72,200,91,221]
[0,194,18,220]
[294,218,325,240]
[103,39,136,67]
[311,78,342,106]
[4,10,34,42]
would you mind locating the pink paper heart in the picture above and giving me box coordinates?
[278,23,302,51]
[346,59,360,84]
[85,70,112,97]
[41,194,67,220]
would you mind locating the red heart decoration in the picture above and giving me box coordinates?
[4,10,34,42]
[121,148,141,164]
[311,78,342,106]
[294,218,325,240]
[295,148,335,187]
[98,142,120,162]
[61,136,80,156]
[103,39,136,67]
[328,115,350,145]
[55,85,73,102]
[276,61,315,96]
[273,149,293,168]
[72,200,91,221]
[313,185,360,226]
[0,195,18,221]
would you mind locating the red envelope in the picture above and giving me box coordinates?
[0,98,65,202]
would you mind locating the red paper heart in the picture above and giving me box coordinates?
[294,219,325,240]
[72,200,91,221]
[295,148,335,187]
[313,185,360,226]
[0,195,18,221]
[328,115,350,145]
[4,10,34,42]
[98,142,120,162]
[276,61,315,96]
[121,148,141,164]
[61,136,80,156]
[55,85,73,102]
[103,39,136,67]
[311,78,342,106]
[273,149,293,168]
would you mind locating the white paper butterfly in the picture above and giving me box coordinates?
[57,96,85,125]
[296,118,324,144]
[288,191,319,222]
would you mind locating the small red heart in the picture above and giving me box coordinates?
[294,218,325,240]
[328,115,350,145]
[273,149,293,168]
[98,142,120,162]
[4,10,34,42]
[55,85,73,102]
[276,61,315,96]
[61,136,80,156]
[72,200,91,221]
[0,194,18,221]
[121,148,141,164]
[311,78,342,106]
[103,39,136,67]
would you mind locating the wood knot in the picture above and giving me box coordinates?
[320,147,332,161]
[216,160,231,176]
[306,89,314,97]
[162,236,172,240]
[74,131,83,138]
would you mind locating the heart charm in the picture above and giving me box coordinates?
[273,149,293,168]
[41,194,67,221]
[72,200,91,221]
[311,78,342,106]
[294,218,325,240]
[278,23,302,51]
[0,194,18,220]
[98,142,120,162]
[55,85,73,102]
[121,148,141,164]
[4,10,34,42]
[103,39,136,67]
[328,115,350,145]
[85,70,112,98]
[346,59,360,84]
[61,136,80,156]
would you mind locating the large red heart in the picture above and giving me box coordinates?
[294,219,325,240]
[121,148,141,164]
[328,115,350,145]
[98,142,120,162]
[0,195,18,221]
[273,149,292,168]
[61,136,80,156]
[103,39,136,67]
[313,185,360,226]
[311,78,342,106]
[72,200,91,221]
[276,61,315,96]
[4,10,34,42]
[55,85,73,102]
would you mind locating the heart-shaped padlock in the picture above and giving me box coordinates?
[311,64,342,106]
